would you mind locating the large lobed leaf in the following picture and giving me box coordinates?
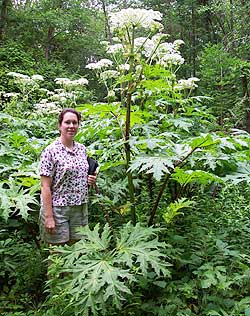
[47,222,170,316]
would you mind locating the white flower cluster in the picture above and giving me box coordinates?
[134,37,154,57]
[118,64,130,72]
[105,36,185,68]
[109,8,163,32]
[34,100,62,115]
[51,91,76,102]
[153,40,185,67]
[31,74,44,81]
[7,72,44,86]
[106,43,124,54]
[86,9,186,81]
[38,86,80,106]
[86,59,113,70]
[100,70,119,81]
[54,77,88,86]
[175,77,200,90]
[2,92,20,99]
[7,72,30,79]
[173,39,185,50]
[158,53,185,67]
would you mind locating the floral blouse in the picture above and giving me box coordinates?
[40,138,89,206]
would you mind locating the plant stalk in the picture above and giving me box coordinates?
[148,173,171,226]
[124,89,136,225]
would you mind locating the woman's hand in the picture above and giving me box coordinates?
[88,172,97,186]
[45,216,56,234]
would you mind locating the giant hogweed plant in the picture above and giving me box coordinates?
[3,72,89,118]
[46,222,170,316]
[82,8,250,226]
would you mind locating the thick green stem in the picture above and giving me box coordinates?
[122,27,137,225]
[148,144,202,226]
[124,89,136,225]
[148,174,171,226]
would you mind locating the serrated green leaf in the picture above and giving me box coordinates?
[190,134,218,149]
[162,198,194,224]
[14,193,38,220]
[48,222,170,316]
[129,156,174,181]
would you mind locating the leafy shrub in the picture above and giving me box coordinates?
[0,233,46,314]
[45,222,170,316]
[157,183,250,315]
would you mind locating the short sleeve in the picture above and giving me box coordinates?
[40,147,55,177]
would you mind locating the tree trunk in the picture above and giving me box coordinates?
[229,0,234,33]
[100,0,113,44]
[242,74,250,132]
[0,0,10,43]
[44,26,55,60]
[191,1,196,76]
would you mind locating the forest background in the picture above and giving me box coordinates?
[0,1,250,316]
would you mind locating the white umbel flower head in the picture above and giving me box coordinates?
[100,70,119,81]
[3,92,19,98]
[109,8,163,32]
[75,78,89,85]
[159,53,185,66]
[106,43,124,54]
[31,74,44,81]
[134,37,154,57]
[86,59,113,70]
[173,39,185,50]
[118,64,130,72]
[175,77,200,90]
[55,78,71,85]
[7,72,30,79]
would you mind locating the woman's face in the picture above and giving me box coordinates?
[59,112,79,140]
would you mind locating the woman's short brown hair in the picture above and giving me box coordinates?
[58,108,81,125]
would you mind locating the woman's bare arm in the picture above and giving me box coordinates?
[41,175,55,233]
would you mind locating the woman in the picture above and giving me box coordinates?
[39,108,96,244]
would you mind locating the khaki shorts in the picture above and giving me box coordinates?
[39,204,88,244]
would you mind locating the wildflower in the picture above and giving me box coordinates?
[19,77,38,85]
[55,78,71,85]
[158,53,185,67]
[85,63,98,70]
[86,59,113,70]
[100,70,119,81]
[74,78,89,85]
[34,101,61,114]
[39,88,49,93]
[54,89,65,93]
[106,43,124,54]
[155,42,176,57]
[152,33,168,44]
[107,90,116,98]
[134,37,154,57]
[3,92,19,98]
[51,94,67,102]
[7,72,30,79]
[173,39,185,50]
[31,74,44,81]
[39,99,48,104]
[118,64,130,72]
[175,77,200,90]
[109,8,163,32]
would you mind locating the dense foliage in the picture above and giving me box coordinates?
[0,1,250,315]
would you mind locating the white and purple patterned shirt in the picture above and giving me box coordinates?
[40,138,89,206]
